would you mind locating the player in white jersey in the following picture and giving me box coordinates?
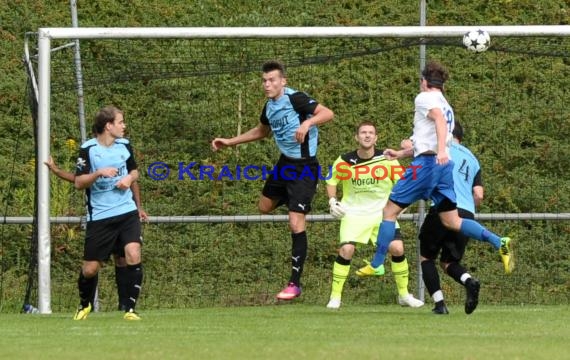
[358,61,513,277]
[325,121,423,309]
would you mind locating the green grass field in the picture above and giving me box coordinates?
[0,304,567,360]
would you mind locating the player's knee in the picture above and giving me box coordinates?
[124,243,142,264]
[383,201,402,220]
[339,244,355,259]
[82,263,99,278]
[388,240,404,256]
[439,213,461,231]
[258,203,271,214]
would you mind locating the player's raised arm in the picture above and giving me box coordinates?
[211,123,271,151]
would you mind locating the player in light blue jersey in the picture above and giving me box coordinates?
[72,106,143,321]
[212,60,334,300]
[417,121,490,315]
[358,61,513,279]
[45,156,148,311]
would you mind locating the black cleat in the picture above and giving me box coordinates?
[432,301,449,315]
[464,277,481,315]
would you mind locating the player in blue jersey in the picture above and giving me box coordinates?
[45,156,148,311]
[358,61,513,278]
[211,60,334,300]
[72,106,143,320]
[414,121,484,315]
[401,122,485,314]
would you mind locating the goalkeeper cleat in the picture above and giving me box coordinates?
[326,297,341,310]
[123,308,141,321]
[276,282,302,301]
[398,294,424,308]
[73,303,92,320]
[499,237,514,274]
[432,301,449,315]
[464,277,480,315]
[356,260,385,277]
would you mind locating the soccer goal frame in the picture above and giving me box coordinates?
[35,25,570,314]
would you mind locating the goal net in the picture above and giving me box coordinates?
[12,26,570,313]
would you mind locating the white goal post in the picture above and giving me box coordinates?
[36,25,570,314]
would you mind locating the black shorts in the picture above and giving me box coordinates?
[262,155,319,214]
[419,207,474,263]
[84,210,141,262]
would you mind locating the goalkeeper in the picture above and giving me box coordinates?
[325,121,423,309]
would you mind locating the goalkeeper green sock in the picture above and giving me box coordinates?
[391,255,410,297]
[330,255,351,299]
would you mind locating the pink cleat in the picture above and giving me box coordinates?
[276,282,302,300]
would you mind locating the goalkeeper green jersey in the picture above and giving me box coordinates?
[327,149,401,216]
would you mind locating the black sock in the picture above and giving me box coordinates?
[78,271,98,308]
[445,262,468,285]
[115,266,128,310]
[125,263,143,311]
[421,259,441,296]
[289,231,307,286]
[335,254,351,266]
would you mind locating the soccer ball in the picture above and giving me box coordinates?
[463,29,491,53]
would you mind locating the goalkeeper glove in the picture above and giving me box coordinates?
[329,197,346,219]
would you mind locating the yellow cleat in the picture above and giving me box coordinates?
[499,237,514,274]
[356,260,385,277]
[73,303,92,320]
[123,309,141,321]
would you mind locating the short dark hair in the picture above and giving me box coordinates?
[421,61,449,90]
[452,120,464,141]
[262,60,286,76]
[356,121,377,134]
[93,106,123,135]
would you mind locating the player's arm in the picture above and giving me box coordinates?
[74,147,116,189]
[289,92,334,143]
[384,147,413,160]
[326,184,338,200]
[116,143,139,190]
[131,181,149,221]
[45,156,75,183]
[211,123,271,151]
[327,184,346,219]
[473,169,484,207]
[116,169,138,190]
[295,104,334,143]
[326,157,346,219]
[75,168,117,189]
[304,104,334,127]
[427,107,449,165]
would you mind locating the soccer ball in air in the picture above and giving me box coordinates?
[463,29,491,53]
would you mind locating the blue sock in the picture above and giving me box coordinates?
[460,219,501,249]
[371,220,396,268]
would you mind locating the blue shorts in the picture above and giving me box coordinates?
[389,155,456,208]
